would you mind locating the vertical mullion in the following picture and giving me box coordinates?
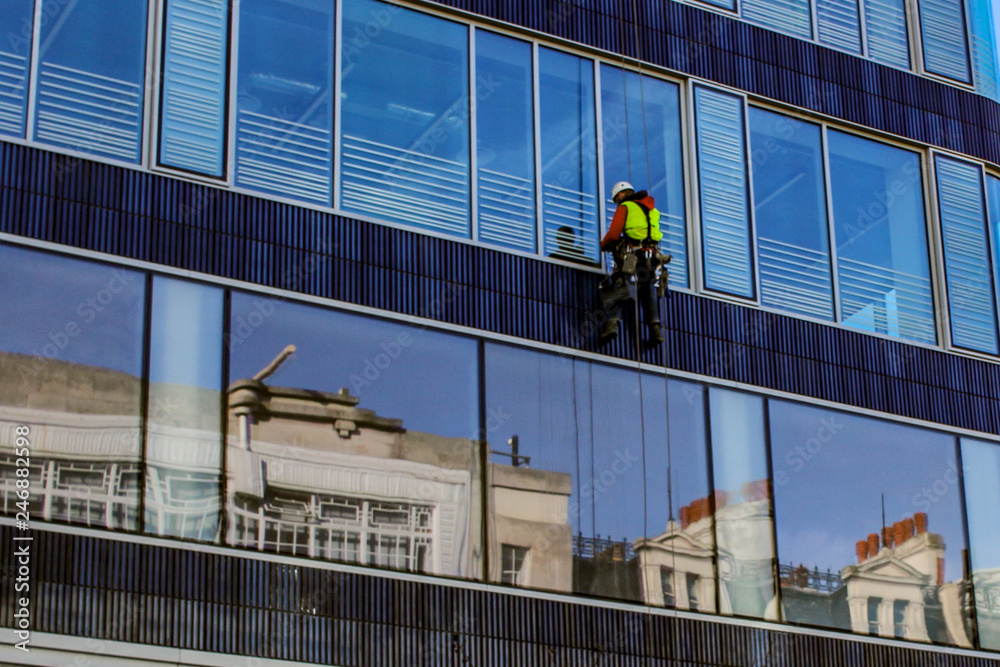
[469,26,478,243]
[24,0,43,141]
[138,273,154,535]
[954,437,981,649]
[226,0,241,187]
[702,385,720,616]
[761,397,783,622]
[743,95,761,303]
[858,0,871,58]
[822,124,843,322]
[218,288,232,545]
[333,0,344,210]
[141,0,159,168]
[594,61,607,241]
[532,41,544,258]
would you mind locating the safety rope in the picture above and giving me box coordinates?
[615,1,679,662]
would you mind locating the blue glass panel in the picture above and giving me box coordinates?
[235,0,334,205]
[160,0,229,176]
[773,400,971,646]
[0,0,33,137]
[475,30,535,254]
[961,438,1000,650]
[146,277,223,542]
[539,47,599,262]
[483,342,589,594]
[988,175,1000,322]
[228,292,481,578]
[828,131,934,344]
[34,0,147,162]
[919,0,971,82]
[708,388,777,620]
[817,0,862,53]
[341,0,470,237]
[742,0,811,39]
[600,65,687,286]
[0,245,145,531]
[967,0,1000,100]
[749,108,833,321]
[935,156,997,353]
[865,0,911,69]
[698,0,736,10]
[694,86,754,299]
[641,379,716,612]
[229,293,477,440]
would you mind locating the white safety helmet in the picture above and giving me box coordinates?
[611,181,634,200]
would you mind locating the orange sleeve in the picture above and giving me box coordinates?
[600,206,627,251]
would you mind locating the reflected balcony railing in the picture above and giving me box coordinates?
[779,562,844,594]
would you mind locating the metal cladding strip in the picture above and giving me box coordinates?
[1,142,1000,435]
[432,0,1000,164]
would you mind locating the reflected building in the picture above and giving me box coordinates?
[226,371,573,587]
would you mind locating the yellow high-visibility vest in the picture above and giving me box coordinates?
[621,200,662,243]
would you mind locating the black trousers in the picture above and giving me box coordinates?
[598,252,660,326]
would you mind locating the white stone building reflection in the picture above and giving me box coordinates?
[226,373,573,588]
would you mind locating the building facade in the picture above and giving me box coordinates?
[5,0,1000,664]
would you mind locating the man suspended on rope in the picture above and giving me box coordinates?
[598,181,671,345]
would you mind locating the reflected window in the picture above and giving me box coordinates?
[33,0,148,162]
[750,108,832,320]
[661,567,676,607]
[501,544,529,585]
[475,30,536,253]
[235,0,334,205]
[0,245,145,531]
[771,400,971,646]
[601,66,687,285]
[709,387,777,619]
[539,47,599,262]
[341,0,470,237]
[828,131,934,344]
[226,293,480,579]
[0,0,33,137]
[687,572,701,611]
[160,0,229,176]
[869,597,882,634]
[145,277,223,542]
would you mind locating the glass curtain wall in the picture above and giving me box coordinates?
[961,438,1000,650]
[600,65,687,285]
[160,0,229,176]
[226,293,482,577]
[145,277,224,542]
[0,0,33,138]
[772,400,972,646]
[695,86,754,299]
[749,108,833,320]
[474,30,536,254]
[235,0,334,205]
[0,245,146,530]
[827,130,934,344]
[340,0,470,237]
[33,0,148,163]
[934,155,998,353]
[538,48,599,262]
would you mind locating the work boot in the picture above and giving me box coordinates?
[598,318,619,344]
[649,322,665,344]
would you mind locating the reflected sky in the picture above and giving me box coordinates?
[0,244,145,376]
[771,399,966,581]
[229,292,478,439]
